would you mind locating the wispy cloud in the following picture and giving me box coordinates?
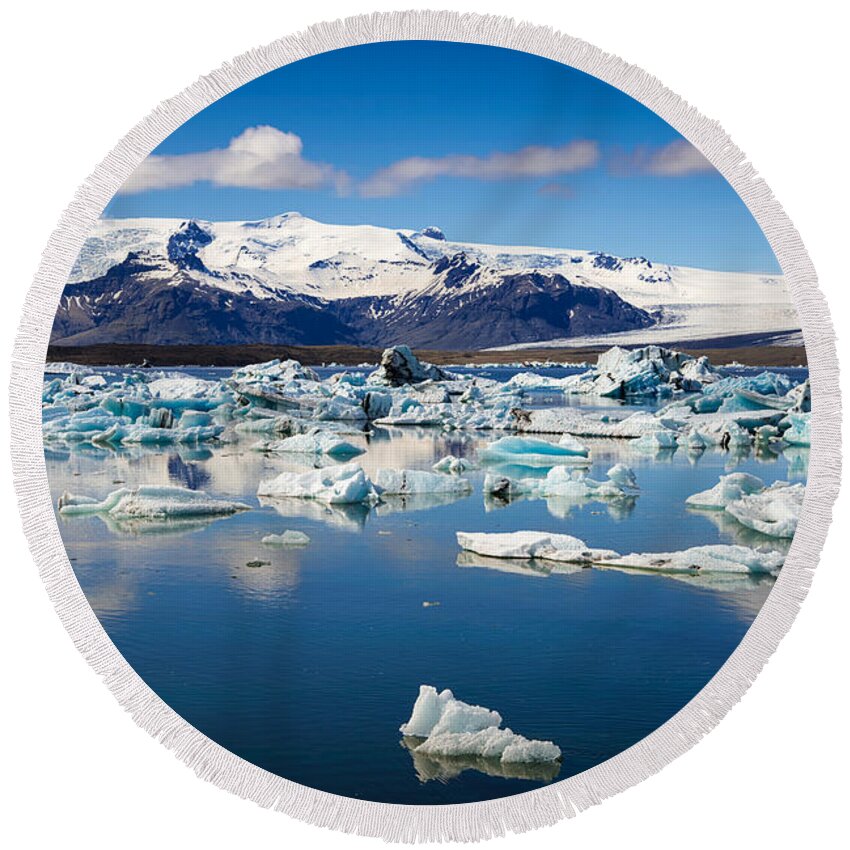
[359,141,599,197]
[609,139,715,177]
[118,126,350,195]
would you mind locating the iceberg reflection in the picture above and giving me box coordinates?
[400,736,561,784]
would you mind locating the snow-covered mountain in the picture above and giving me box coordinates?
[52,212,799,349]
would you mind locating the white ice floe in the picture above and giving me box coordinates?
[233,416,295,435]
[606,463,639,490]
[400,685,561,764]
[457,531,619,563]
[479,435,590,467]
[432,455,475,474]
[375,469,472,496]
[257,462,379,504]
[687,474,804,538]
[725,482,804,538]
[483,464,636,505]
[261,530,311,546]
[595,544,784,575]
[253,428,364,457]
[686,473,767,509]
[57,485,250,519]
[632,429,678,452]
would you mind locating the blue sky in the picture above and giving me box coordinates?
[105,41,779,273]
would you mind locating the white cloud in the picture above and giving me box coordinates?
[118,126,350,195]
[610,139,715,177]
[360,141,599,197]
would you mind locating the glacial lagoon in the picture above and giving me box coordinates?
[43,360,808,804]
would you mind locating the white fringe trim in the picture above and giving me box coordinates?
[8,10,841,843]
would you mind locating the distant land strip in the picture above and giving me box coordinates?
[47,342,807,369]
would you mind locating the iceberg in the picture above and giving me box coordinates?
[595,544,784,575]
[253,428,364,458]
[257,463,379,505]
[57,485,250,519]
[479,435,590,467]
[457,531,619,564]
[685,473,767,509]
[233,415,295,436]
[632,429,678,451]
[261,530,311,546]
[606,463,639,490]
[375,468,472,496]
[567,346,722,398]
[782,412,811,446]
[725,482,804,538]
[400,685,561,764]
[368,346,453,386]
[687,474,804,539]
[483,465,635,506]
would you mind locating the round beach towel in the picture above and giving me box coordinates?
[10,11,840,842]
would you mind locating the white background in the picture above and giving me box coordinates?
[1,2,846,847]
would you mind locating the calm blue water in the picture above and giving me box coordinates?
[45,366,807,804]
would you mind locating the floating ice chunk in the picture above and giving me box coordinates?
[261,530,311,546]
[457,531,619,564]
[511,407,663,438]
[178,411,213,429]
[313,397,368,422]
[375,469,472,496]
[541,466,626,499]
[119,423,223,445]
[257,462,379,504]
[374,405,447,426]
[433,455,475,474]
[557,433,589,454]
[782,412,811,446]
[725,482,804,538]
[362,390,393,420]
[596,544,784,575]
[479,435,590,467]
[570,346,721,398]
[233,416,295,436]
[256,429,364,458]
[632,429,678,451]
[58,485,249,519]
[686,431,708,450]
[482,473,529,501]
[368,346,453,386]
[146,375,220,400]
[606,463,638,490]
[483,467,631,505]
[686,473,766,509]
[400,685,560,764]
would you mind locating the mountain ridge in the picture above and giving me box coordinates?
[52,213,798,350]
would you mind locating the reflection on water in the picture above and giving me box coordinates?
[60,510,242,537]
[456,551,584,578]
[259,495,373,532]
[45,366,809,804]
[401,736,562,784]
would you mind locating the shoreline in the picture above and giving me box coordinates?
[46,342,808,369]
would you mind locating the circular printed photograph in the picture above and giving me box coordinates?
[43,40,807,805]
